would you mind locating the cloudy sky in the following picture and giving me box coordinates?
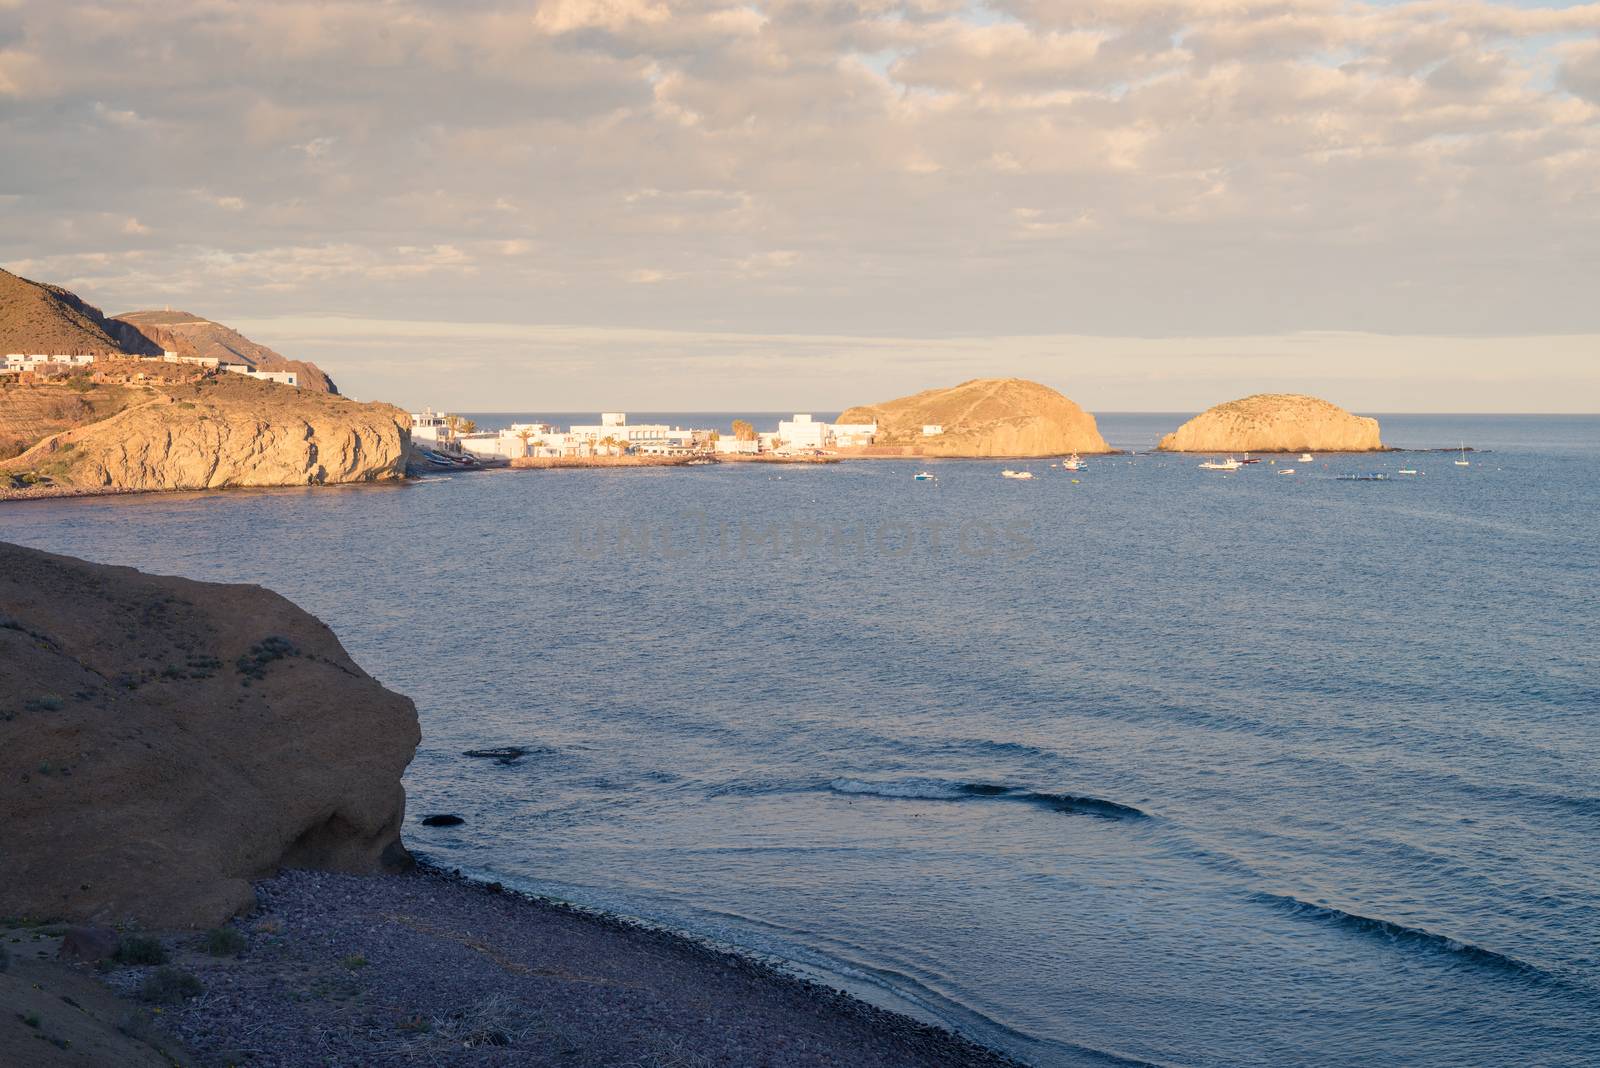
[3,0,1598,411]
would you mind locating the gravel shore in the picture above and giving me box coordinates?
[106,865,1021,1068]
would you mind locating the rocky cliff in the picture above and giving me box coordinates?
[838,377,1110,457]
[2,373,409,496]
[113,310,339,394]
[1158,394,1383,452]
[0,542,421,927]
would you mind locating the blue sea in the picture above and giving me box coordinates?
[3,413,1597,1067]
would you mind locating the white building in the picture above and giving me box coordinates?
[568,413,696,454]
[410,408,459,451]
[4,353,98,371]
[222,365,298,387]
[777,414,828,450]
[774,413,877,451]
[714,437,760,455]
[922,424,943,436]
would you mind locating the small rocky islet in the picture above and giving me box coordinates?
[1157,393,1384,453]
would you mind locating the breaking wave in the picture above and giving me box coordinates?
[827,778,1149,820]
[1252,892,1561,984]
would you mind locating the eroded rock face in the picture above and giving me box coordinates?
[1158,394,1383,453]
[0,543,420,927]
[838,377,1110,457]
[2,376,409,494]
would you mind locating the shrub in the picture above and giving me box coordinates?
[137,967,203,1004]
[113,934,167,966]
[201,927,247,957]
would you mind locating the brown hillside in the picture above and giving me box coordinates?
[838,377,1110,457]
[114,310,339,394]
[0,268,161,357]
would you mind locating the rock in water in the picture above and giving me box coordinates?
[1157,394,1383,453]
[0,542,420,927]
[837,378,1110,457]
[420,814,466,827]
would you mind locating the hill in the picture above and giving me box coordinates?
[1157,394,1383,452]
[837,377,1110,457]
[0,268,161,357]
[113,309,339,394]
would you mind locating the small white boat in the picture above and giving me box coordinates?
[1455,443,1470,466]
[1277,468,1295,475]
[1063,453,1085,471]
[1299,453,1314,463]
[1398,468,1419,475]
[1198,457,1242,471]
[1001,469,1034,480]
[913,471,934,481]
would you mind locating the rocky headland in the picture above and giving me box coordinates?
[1158,393,1383,453]
[838,377,1110,457]
[1,370,409,498]
[0,541,421,928]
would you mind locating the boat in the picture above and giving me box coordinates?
[913,471,934,481]
[1063,453,1085,471]
[1198,457,1242,471]
[1000,470,1034,480]
[1277,468,1295,475]
[1455,443,1470,466]
[1299,453,1314,463]
[1397,467,1419,475]
[1239,452,1262,465]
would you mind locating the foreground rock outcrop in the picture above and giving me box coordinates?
[0,542,421,926]
[2,373,409,496]
[1158,394,1383,453]
[838,377,1110,457]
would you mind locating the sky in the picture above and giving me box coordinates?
[2,0,1598,412]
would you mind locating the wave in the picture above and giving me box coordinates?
[1252,892,1562,984]
[827,778,1149,820]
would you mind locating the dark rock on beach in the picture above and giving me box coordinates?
[421,814,467,827]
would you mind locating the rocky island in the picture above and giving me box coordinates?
[838,377,1110,457]
[1158,393,1383,453]
[0,545,1018,1067]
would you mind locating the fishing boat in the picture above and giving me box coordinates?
[1001,470,1034,480]
[1198,457,1242,471]
[1455,443,1470,466]
[1397,467,1419,475]
[1239,452,1262,465]
[1299,453,1314,463]
[913,471,934,481]
[1063,453,1085,471]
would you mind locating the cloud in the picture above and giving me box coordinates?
[0,0,1596,408]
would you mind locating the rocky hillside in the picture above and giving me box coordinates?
[0,268,162,357]
[1158,394,1383,452]
[1,372,410,497]
[0,541,420,927]
[114,309,339,394]
[838,377,1110,457]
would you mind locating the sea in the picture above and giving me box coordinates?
[3,413,1596,1067]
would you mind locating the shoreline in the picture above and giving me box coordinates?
[4,862,1024,1068]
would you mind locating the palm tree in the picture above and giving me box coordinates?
[515,428,534,456]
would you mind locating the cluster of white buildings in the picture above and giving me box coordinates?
[2,353,97,374]
[409,409,883,461]
[1,349,296,386]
